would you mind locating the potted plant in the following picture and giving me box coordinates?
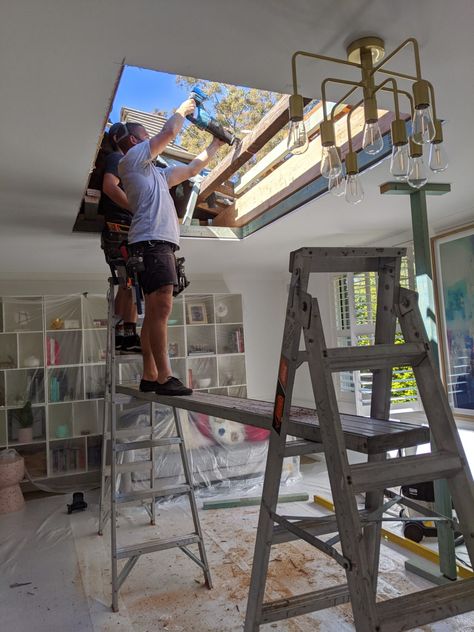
[16,401,34,443]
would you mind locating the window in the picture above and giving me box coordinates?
[333,246,420,414]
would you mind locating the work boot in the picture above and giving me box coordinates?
[120,334,141,355]
[155,376,192,396]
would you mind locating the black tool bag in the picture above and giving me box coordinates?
[101,222,130,265]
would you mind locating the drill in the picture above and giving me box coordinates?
[187,86,235,146]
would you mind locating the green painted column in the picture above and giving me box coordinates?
[381,182,457,581]
[409,189,456,580]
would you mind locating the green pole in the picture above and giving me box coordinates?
[409,189,456,580]
[380,182,457,581]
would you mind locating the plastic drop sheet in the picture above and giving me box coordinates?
[114,402,300,498]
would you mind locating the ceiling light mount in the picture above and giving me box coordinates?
[346,36,386,65]
[287,36,448,204]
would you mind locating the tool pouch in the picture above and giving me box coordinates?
[101,222,130,265]
[126,243,145,276]
[174,257,190,296]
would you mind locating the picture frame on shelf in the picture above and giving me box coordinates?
[187,302,208,324]
[432,222,474,418]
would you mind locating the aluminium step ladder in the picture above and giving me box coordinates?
[98,278,212,612]
[244,247,474,632]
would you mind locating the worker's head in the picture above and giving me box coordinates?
[107,122,126,152]
[112,122,149,153]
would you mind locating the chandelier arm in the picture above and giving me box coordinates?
[291,49,361,98]
[346,100,364,153]
[370,37,422,81]
[380,87,414,117]
[425,80,438,121]
[330,86,359,121]
[377,67,418,82]
[373,78,401,120]
[321,77,363,120]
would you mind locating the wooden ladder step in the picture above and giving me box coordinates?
[115,437,182,451]
[260,584,350,624]
[284,439,324,457]
[116,534,200,560]
[375,577,474,632]
[350,452,462,493]
[322,342,428,371]
[116,484,191,503]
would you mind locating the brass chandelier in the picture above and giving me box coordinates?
[287,37,448,204]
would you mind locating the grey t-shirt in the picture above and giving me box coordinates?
[118,140,179,246]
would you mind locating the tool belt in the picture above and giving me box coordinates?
[101,222,130,266]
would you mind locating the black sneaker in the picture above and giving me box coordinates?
[115,335,124,352]
[140,378,158,392]
[120,334,141,355]
[155,376,192,396]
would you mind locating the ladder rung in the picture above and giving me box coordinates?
[375,576,474,632]
[115,437,182,451]
[284,439,324,457]
[116,484,191,503]
[106,427,154,439]
[272,514,339,544]
[260,584,350,624]
[114,353,143,363]
[116,534,200,560]
[350,452,462,493]
[322,342,428,371]
[104,460,152,475]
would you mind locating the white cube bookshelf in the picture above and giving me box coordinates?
[0,291,247,483]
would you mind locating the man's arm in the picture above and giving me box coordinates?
[165,138,224,188]
[102,173,129,210]
[149,99,196,159]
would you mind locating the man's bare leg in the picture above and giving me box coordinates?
[144,285,173,383]
[119,287,137,323]
[140,315,159,381]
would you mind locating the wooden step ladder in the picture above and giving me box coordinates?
[98,278,212,612]
[244,247,474,632]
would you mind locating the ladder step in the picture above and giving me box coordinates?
[260,584,350,624]
[116,534,200,560]
[116,484,191,503]
[114,353,143,363]
[284,439,324,457]
[272,514,339,544]
[105,427,154,440]
[375,576,474,632]
[350,452,462,493]
[322,342,428,371]
[115,437,182,452]
[104,460,152,475]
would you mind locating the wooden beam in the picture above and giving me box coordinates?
[198,95,304,203]
[214,181,236,198]
[212,110,397,228]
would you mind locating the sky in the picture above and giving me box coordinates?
[109,66,189,124]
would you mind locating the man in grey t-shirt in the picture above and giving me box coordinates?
[115,100,223,396]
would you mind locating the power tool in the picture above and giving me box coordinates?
[187,86,235,146]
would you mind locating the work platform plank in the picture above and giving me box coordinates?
[116,386,429,454]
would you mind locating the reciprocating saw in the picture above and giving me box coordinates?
[186,86,235,146]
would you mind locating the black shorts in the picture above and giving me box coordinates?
[132,241,178,295]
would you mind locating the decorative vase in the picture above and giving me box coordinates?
[17,427,33,443]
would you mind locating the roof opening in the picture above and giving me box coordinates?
[74,66,391,239]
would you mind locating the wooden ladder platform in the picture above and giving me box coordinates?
[116,386,429,454]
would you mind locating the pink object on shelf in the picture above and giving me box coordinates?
[46,336,60,366]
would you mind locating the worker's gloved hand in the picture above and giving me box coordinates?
[177,98,196,118]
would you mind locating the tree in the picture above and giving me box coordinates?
[174,76,286,174]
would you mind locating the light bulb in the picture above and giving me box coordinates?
[328,171,346,197]
[390,144,411,180]
[429,142,449,173]
[345,174,364,204]
[411,105,436,145]
[362,121,384,155]
[408,156,428,189]
[321,145,342,179]
[287,120,309,154]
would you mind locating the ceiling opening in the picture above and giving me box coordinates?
[73,65,392,240]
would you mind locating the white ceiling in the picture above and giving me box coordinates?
[0,0,473,281]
